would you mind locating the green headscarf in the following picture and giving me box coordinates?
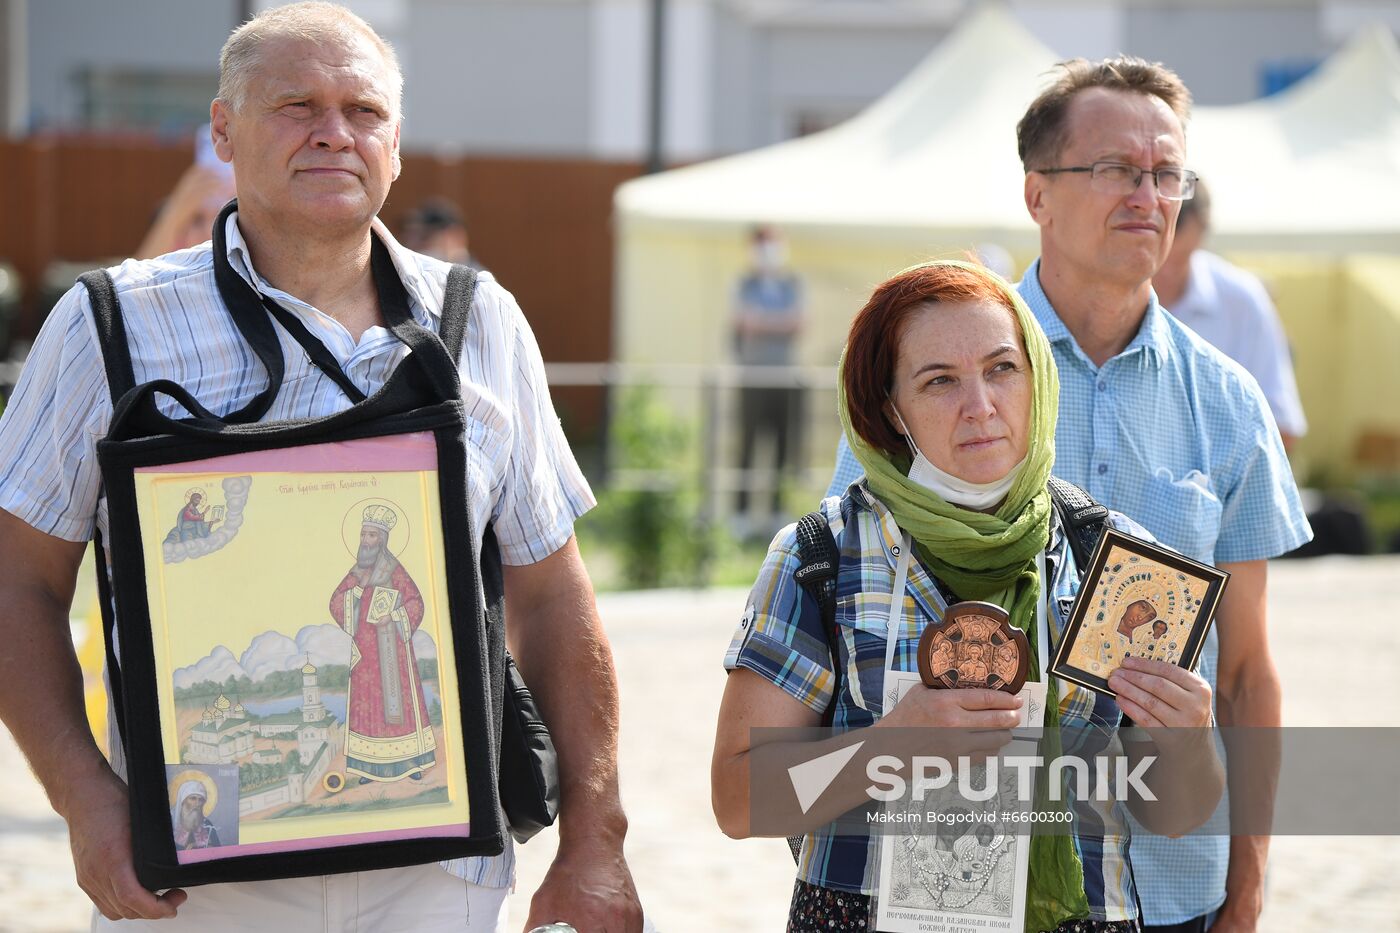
[838,259,1088,932]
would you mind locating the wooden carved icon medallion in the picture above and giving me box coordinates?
[917,601,1030,695]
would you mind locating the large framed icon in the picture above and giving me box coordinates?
[1049,527,1229,697]
[134,432,473,865]
[83,244,505,890]
[99,415,505,890]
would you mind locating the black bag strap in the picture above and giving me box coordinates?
[91,531,127,750]
[439,264,478,367]
[81,201,476,442]
[208,198,464,411]
[78,270,138,403]
[252,259,477,407]
[793,511,841,728]
[261,299,368,404]
[1046,475,1110,570]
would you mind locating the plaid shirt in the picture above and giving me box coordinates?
[826,264,1312,922]
[724,485,1153,921]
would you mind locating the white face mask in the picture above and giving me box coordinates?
[754,240,785,272]
[888,403,1026,510]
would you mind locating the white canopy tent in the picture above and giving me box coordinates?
[617,5,1056,246]
[617,6,1400,250]
[612,7,1400,477]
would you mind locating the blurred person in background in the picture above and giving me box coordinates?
[733,225,805,532]
[401,196,483,271]
[0,3,640,931]
[828,57,1311,933]
[1152,179,1307,451]
[135,126,237,260]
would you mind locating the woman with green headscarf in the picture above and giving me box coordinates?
[712,260,1221,932]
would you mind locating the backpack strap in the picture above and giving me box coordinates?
[789,509,841,862]
[793,510,840,727]
[1047,475,1110,571]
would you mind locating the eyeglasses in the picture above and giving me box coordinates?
[1035,161,1198,201]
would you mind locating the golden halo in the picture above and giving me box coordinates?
[168,769,218,816]
[323,771,346,794]
[183,487,208,504]
[341,497,410,559]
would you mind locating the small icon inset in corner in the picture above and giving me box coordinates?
[787,741,864,814]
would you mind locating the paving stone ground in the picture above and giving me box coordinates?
[3,556,1398,932]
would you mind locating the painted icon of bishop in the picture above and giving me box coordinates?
[330,504,437,784]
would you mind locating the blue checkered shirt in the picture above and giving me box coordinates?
[725,485,1156,921]
[827,261,1312,922]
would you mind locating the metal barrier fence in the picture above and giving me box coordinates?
[0,356,846,530]
[545,361,842,530]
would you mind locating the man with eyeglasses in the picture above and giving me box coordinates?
[827,58,1310,933]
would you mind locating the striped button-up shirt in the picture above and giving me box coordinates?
[828,262,1311,922]
[724,485,1154,922]
[0,213,596,888]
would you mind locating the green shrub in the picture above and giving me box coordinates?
[577,387,716,589]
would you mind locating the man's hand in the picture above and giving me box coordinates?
[503,538,641,932]
[1212,560,1279,933]
[0,509,178,920]
[522,837,642,933]
[1208,895,1264,933]
[64,765,187,921]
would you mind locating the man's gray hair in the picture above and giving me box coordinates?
[218,1,403,116]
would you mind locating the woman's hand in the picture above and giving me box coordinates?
[1108,656,1212,729]
[1110,657,1223,834]
[876,685,1022,763]
[879,684,1022,731]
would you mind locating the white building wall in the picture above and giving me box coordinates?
[1124,3,1325,104]
[25,0,227,131]
[1010,0,1125,61]
[19,0,1371,156]
[398,0,593,153]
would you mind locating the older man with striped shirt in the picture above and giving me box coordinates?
[0,3,640,931]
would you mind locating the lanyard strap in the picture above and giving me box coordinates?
[1034,550,1050,680]
[882,532,914,676]
[209,199,464,415]
[880,542,1051,684]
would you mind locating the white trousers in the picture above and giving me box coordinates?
[91,864,509,932]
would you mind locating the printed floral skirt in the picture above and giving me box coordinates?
[787,879,1141,933]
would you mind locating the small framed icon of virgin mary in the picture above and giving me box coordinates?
[1050,527,1229,696]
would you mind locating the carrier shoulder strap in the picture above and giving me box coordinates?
[787,510,841,864]
[439,264,478,367]
[1047,475,1110,571]
[76,271,132,745]
[793,510,840,726]
[79,270,137,408]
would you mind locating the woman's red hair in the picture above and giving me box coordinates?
[844,262,1021,456]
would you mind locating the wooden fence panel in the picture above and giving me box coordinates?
[0,136,638,436]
